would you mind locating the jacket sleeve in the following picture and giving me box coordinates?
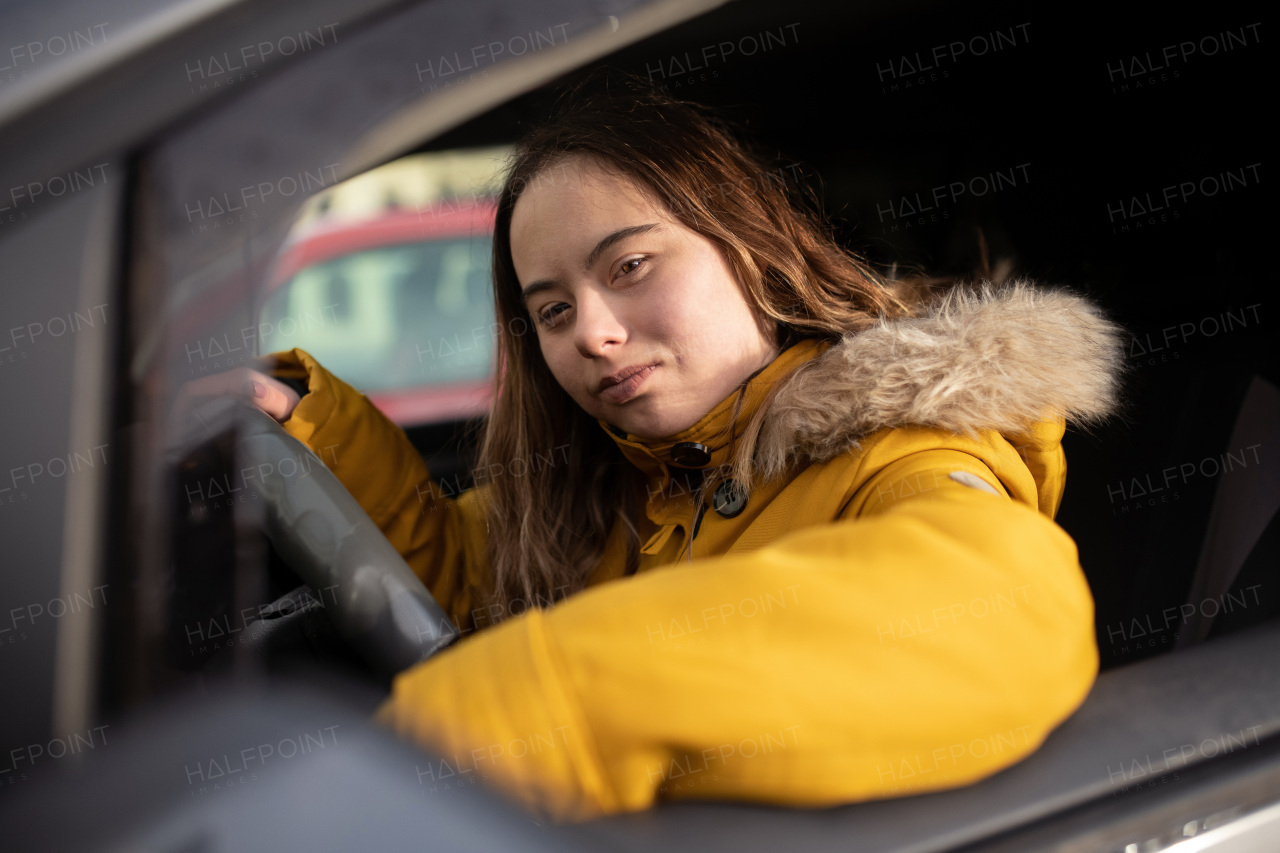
[374,448,1098,821]
[263,348,490,631]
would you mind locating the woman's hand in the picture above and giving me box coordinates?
[173,367,302,425]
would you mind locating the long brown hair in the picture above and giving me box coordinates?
[475,72,920,623]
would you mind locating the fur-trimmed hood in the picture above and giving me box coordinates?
[742,281,1126,481]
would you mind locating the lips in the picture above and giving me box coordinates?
[598,363,657,404]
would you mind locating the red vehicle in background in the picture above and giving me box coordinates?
[260,198,498,426]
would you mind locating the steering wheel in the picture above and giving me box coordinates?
[169,396,459,680]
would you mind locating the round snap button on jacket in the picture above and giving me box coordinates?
[671,442,711,467]
[713,479,748,518]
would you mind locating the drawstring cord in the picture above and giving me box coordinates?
[686,471,709,562]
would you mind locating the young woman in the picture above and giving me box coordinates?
[240,77,1123,820]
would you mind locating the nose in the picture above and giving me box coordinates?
[572,288,627,358]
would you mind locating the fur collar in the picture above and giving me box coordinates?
[742,282,1126,481]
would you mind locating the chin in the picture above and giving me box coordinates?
[614,409,698,442]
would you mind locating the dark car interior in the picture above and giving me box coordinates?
[1,0,1274,849]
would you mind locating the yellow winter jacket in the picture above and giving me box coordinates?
[271,284,1123,821]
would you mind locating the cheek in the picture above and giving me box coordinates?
[654,279,745,360]
[537,335,581,396]
[634,270,713,357]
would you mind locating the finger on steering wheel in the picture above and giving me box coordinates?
[172,367,300,432]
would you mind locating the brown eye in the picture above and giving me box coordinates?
[618,258,644,277]
[538,303,569,328]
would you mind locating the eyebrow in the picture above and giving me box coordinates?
[520,223,662,303]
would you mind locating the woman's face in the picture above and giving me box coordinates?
[509,156,779,441]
